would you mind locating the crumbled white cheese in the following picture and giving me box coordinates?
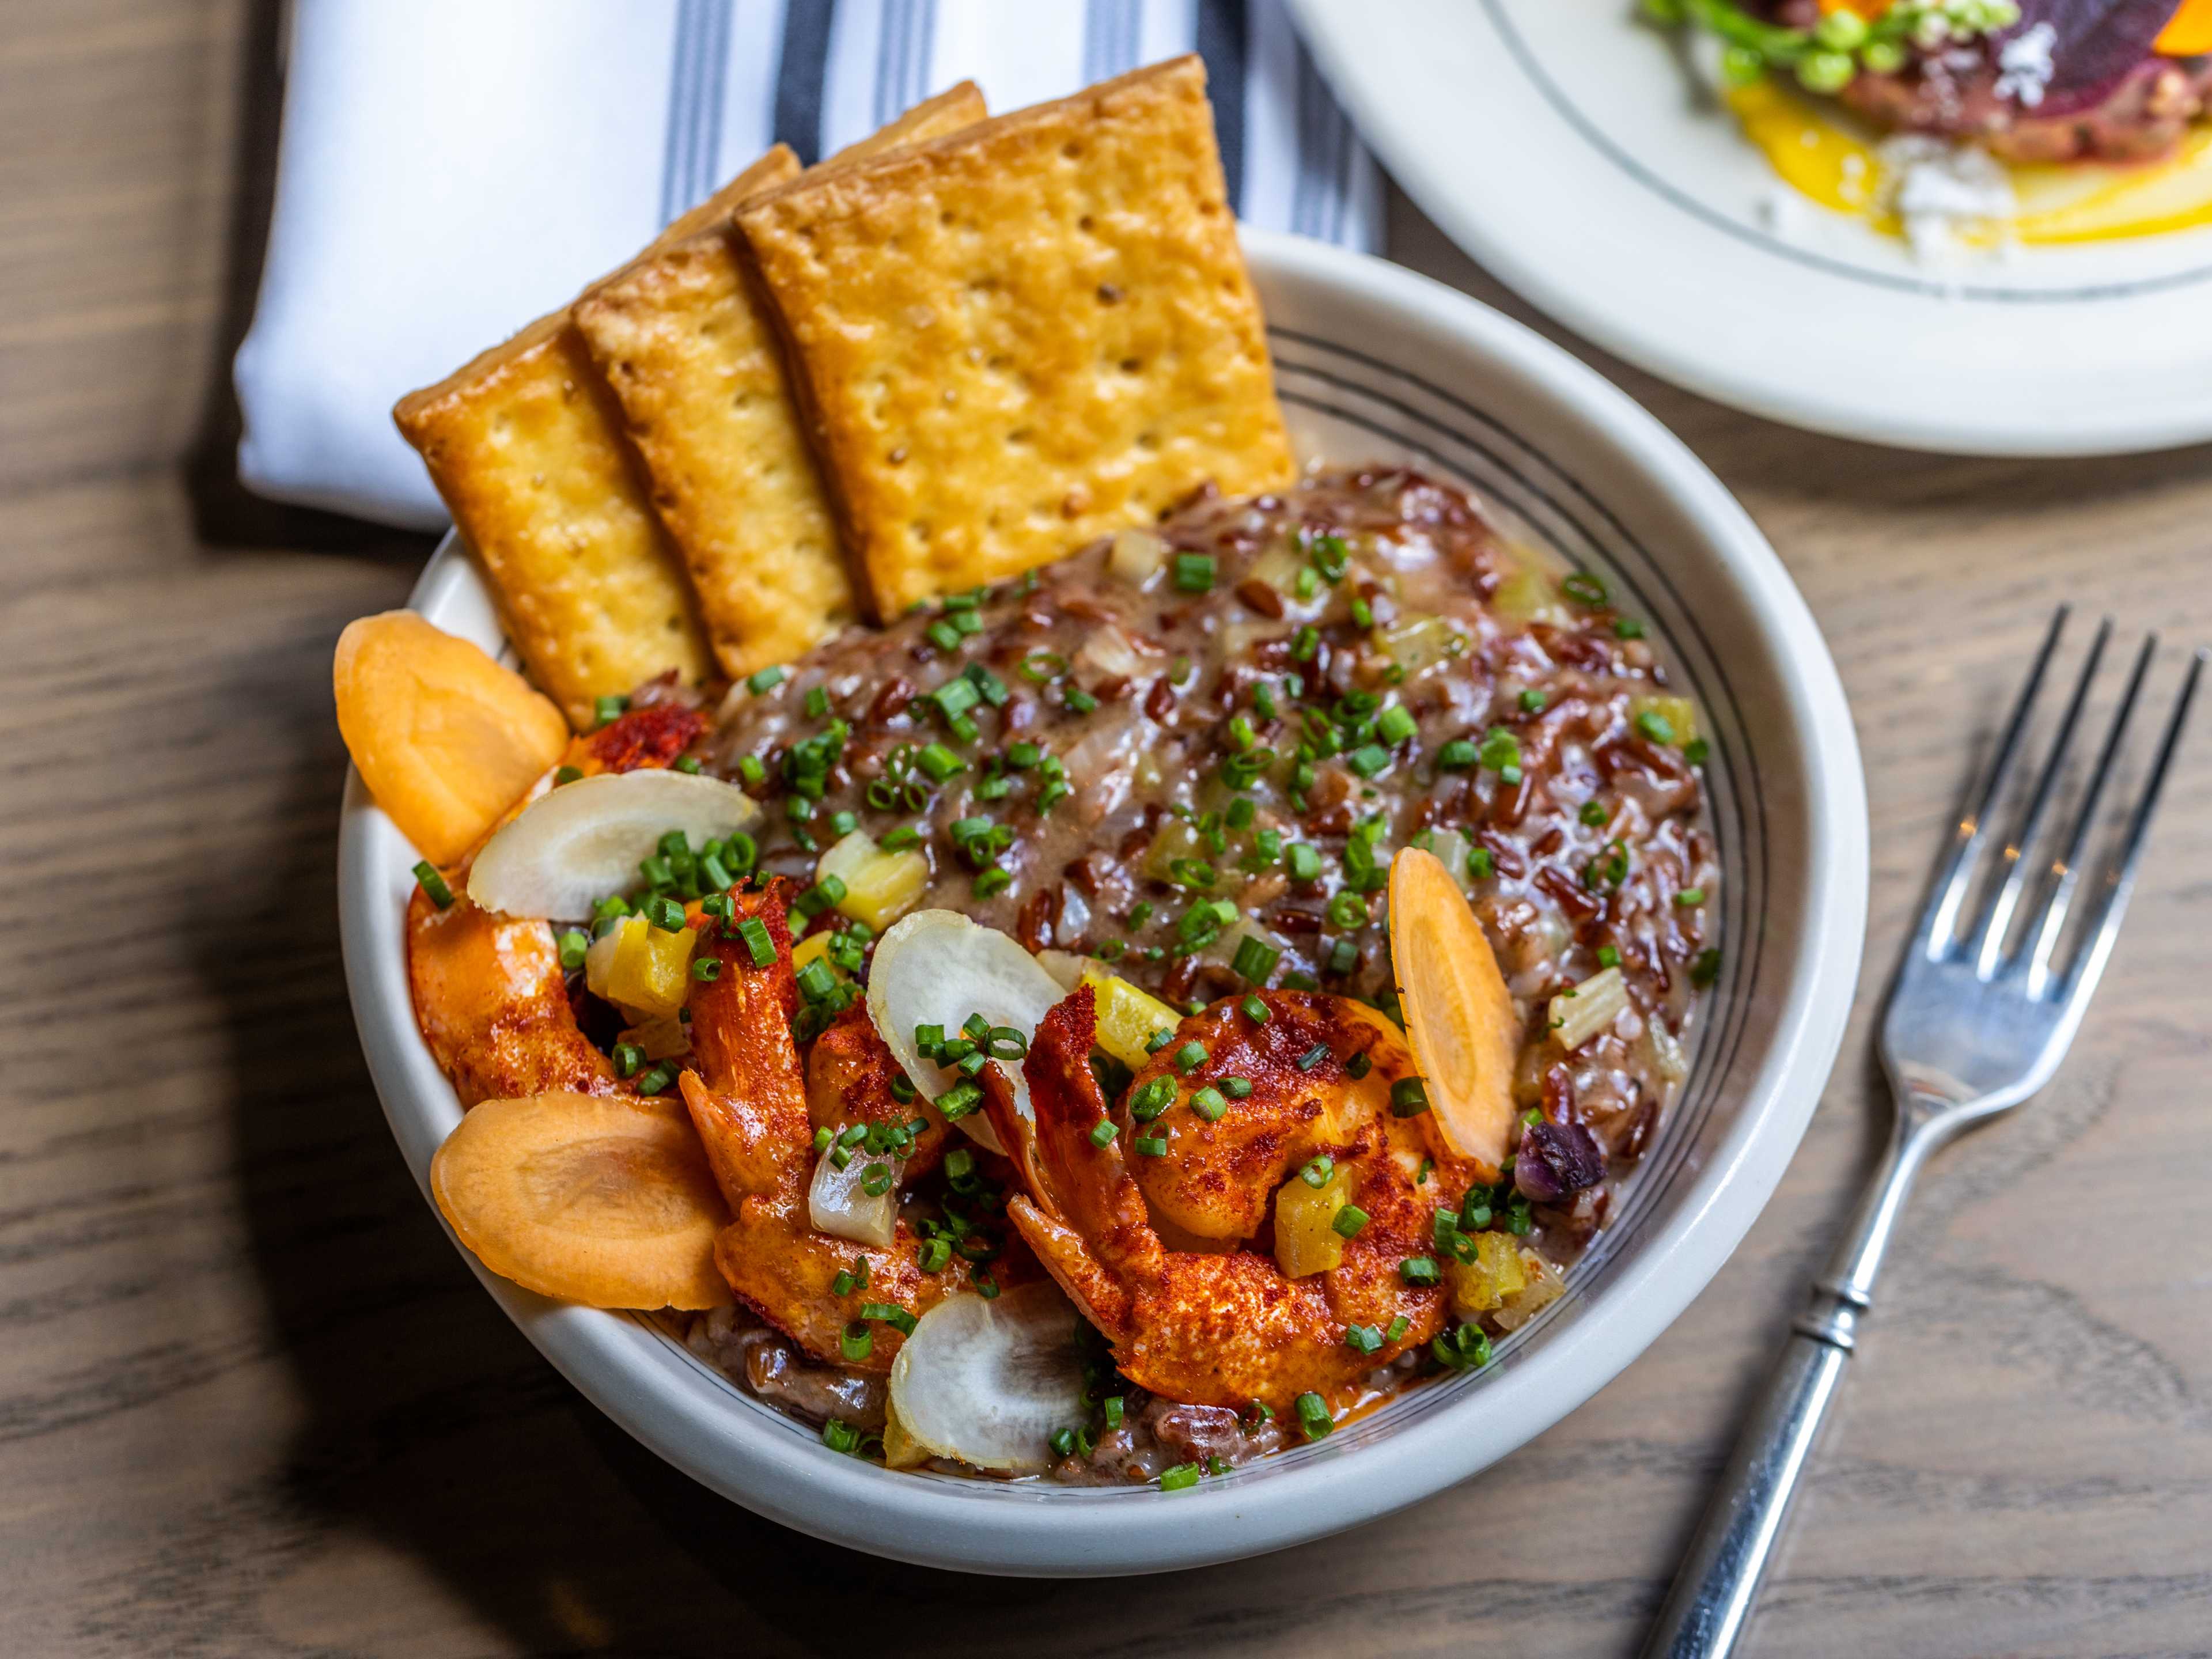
[1995,22,2058,109]
[1876,134,2018,259]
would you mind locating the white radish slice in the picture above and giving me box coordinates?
[888,1281,1089,1472]
[467,769,759,921]
[868,910,1066,1153]
[807,1143,898,1248]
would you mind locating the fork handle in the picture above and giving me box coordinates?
[1637,1320,1853,1657]
[1641,1114,1941,1658]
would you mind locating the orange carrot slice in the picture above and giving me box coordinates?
[431,1092,732,1309]
[335,611,569,865]
[1388,847,1520,1176]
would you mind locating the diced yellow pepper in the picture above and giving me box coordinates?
[1078,964,1184,1072]
[816,830,930,931]
[600,914,696,1018]
[1446,1230,1529,1317]
[1274,1167,1353,1279]
[1630,694,1698,748]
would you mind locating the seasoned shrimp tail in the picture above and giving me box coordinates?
[680,879,1008,1372]
[1005,987,1465,1417]
[407,882,620,1107]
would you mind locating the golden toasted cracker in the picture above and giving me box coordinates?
[393,149,800,726]
[735,57,1294,620]
[574,84,988,677]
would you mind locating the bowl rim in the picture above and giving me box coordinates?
[337,228,1869,1577]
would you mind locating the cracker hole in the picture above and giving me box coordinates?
[1062,142,1083,160]
[1079,214,1095,233]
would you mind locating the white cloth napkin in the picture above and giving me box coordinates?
[233,0,1383,530]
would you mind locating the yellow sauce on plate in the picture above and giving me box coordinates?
[1726,76,2212,244]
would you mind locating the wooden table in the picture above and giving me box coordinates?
[5,6,2208,1654]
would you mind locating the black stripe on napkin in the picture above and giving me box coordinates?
[774,0,836,165]
[1195,0,1248,211]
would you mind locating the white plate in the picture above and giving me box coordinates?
[1291,0,2212,456]
[339,230,1869,1575]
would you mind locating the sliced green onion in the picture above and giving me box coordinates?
[412,861,455,909]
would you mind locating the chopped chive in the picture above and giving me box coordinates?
[1134,1134,1169,1157]
[1064,686,1099,715]
[804,684,831,719]
[1331,1205,1370,1239]
[1692,947,1723,987]
[556,928,590,971]
[1436,739,1478,772]
[974,867,1013,898]
[737,755,766,786]
[746,665,785,695]
[1300,1155,1335,1188]
[1173,1040,1207,1075]
[1130,1076,1177,1121]
[916,743,963,781]
[1676,887,1706,906]
[1400,1255,1440,1286]
[926,619,963,652]
[1386,1315,1411,1344]
[1222,1077,1253,1099]
[1390,1078,1431,1118]
[1344,744,1391,779]
[860,1301,918,1336]
[1241,994,1270,1024]
[1190,1086,1227,1122]
[1615,617,1646,639]
[1158,1462,1202,1491]
[1635,710,1677,745]
[1344,1324,1383,1356]
[690,956,721,982]
[823,1418,861,1454]
[841,1322,874,1362]
[1377,705,1418,745]
[594,694,629,728]
[1296,1043,1330,1073]
[612,1041,646,1078]
[1143,1027,1175,1055]
[736,916,774,967]
[553,765,583,786]
[1287,843,1323,882]
[1684,737,1711,766]
[635,1063,673,1096]
[1295,1392,1332,1440]
[412,861,454,909]
[1597,944,1622,969]
[1089,1120,1119,1148]
[1230,935,1280,984]
[1173,552,1217,593]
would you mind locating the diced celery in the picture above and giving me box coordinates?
[1374,614,1468,677]
[1078,964,1184,1072]
[1492,565,1571,627]
[1274,1167,1353,1279]
[1550,965,1628,1052]
[817,829,929,931]
[618,1013,692,1063]
[1495,1249,1566,1332]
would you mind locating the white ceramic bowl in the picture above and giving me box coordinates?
[338,230,1869,1577]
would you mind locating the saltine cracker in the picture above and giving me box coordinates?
[734,57,1294,620]
[393,149,800,728]
[574,84,988,677]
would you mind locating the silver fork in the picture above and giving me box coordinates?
[1643,609,2205,1659]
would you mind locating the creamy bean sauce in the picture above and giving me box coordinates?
[666,468,1718,1476]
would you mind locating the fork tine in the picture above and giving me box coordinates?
[1914,607,2069,959]
[1972,617,2112,978]
[2036,645,2203,1005]
[2021,632,2156,997]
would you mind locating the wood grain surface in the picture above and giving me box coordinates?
[2,5,2207,1654]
